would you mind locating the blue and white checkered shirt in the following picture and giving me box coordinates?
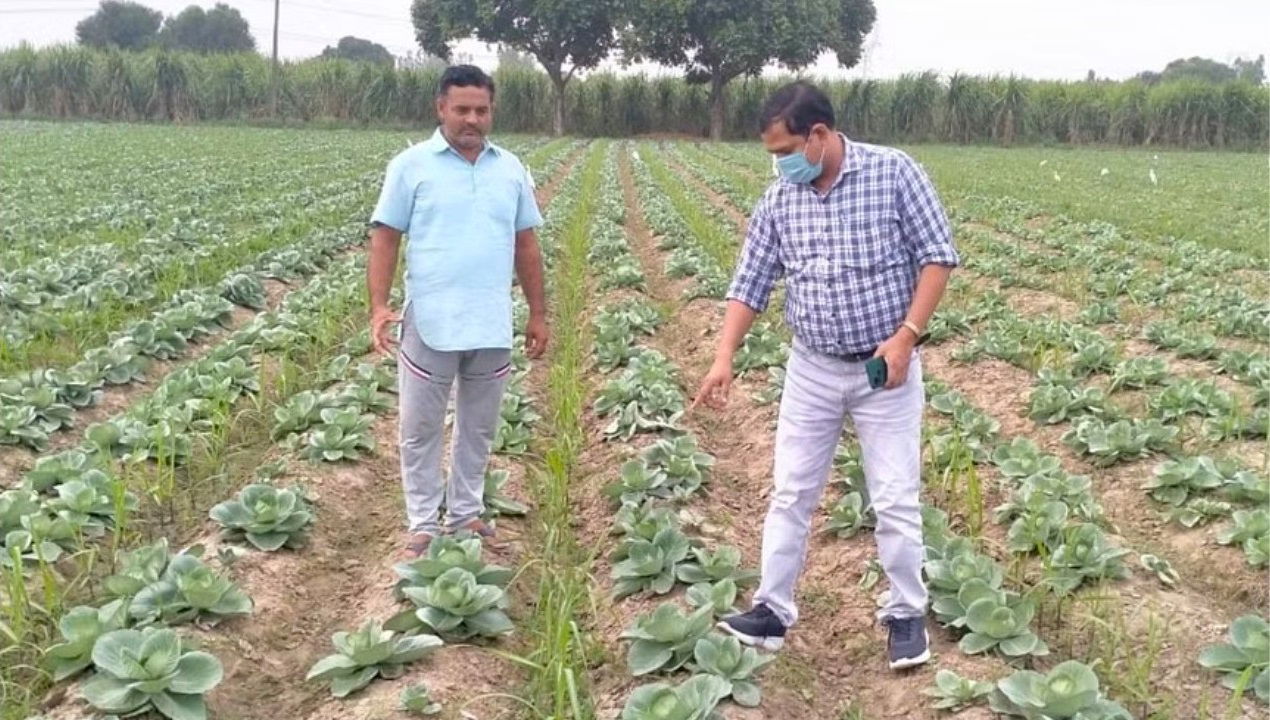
[728,136,959,356]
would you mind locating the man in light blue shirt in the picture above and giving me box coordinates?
[367,65,547,557]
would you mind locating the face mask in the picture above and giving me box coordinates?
[775,130,827,184]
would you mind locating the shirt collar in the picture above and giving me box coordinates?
[424,127,499,157]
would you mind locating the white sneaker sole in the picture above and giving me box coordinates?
[888,631,931,670]
[717,620,785,651]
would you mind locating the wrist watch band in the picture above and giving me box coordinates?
[901,320,923,339]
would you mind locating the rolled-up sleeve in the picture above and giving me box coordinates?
[896,155,959,267]
[726,200,784,313]
[370,156,413,233]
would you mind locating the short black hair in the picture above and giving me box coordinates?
[758,81,834,135]
[438,64,495,100]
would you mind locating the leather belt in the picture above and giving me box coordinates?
[827,347,877,363]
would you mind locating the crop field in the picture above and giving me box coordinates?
[1,120,1266,720]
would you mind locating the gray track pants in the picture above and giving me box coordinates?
[752,340,928,626]
[398,309,512,534]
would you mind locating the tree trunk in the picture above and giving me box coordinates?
[549,73,567,137]
[708,73,727,142]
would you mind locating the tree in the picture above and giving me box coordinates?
[1136,55,1265,86]
[75,1,162,50]
[160,3,255,54]
[411,0,622,136]
[1160,56,1238,84]
[1232,55,1265,85]
[623,0,875,140]
[320,36,395,67]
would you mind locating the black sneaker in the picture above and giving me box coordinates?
[717,603,787,651]
[882,615,930,670]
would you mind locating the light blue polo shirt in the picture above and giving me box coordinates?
[371,128,543,351]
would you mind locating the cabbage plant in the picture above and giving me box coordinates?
[306,619,442,697]
[44,602,128,681]
[1218,509,1270,568]
[959,592,1048,658]
[675,545,758,587]
[620,673,730,720]
[399,567,513,640]
[689,634,773,706]
[81,627,224,720]
[1199,614,1269,703]
[612,527,691,599]
[300,407,374,462]
[621,603,714,675]
[393,536,512,591]
[988,660,1131,719]
[823,492,872,539]
[1144,456,1226,505]
[400,682,443,715]
[482,469,528,518]
[685,579,739,617]
[209,483,314,551]
[1044,523,1130,594]
[922,669,992,711]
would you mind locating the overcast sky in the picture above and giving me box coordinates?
[4,0,1267,81]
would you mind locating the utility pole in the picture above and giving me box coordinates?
[270,0,280,115]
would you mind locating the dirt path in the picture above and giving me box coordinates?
[662,151,750,237]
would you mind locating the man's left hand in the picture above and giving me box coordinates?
[873,330,916,390]
[525,315,549,359]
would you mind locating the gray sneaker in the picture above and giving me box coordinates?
[882,615,930,670]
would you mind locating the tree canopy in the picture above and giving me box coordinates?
[320,36,395,67]
[622,0,876,139]
[159,3,256,54]
[411,0,623,135]
[1136,55,1265,85]
[75,1,162,50]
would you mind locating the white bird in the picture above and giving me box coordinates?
[1153,154,1159,161]
[1039,160,1048,167]
[1053,170,1062,182]
[1100,167,1110,176]
[1149,168,1158,185]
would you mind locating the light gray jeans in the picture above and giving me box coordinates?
[398,308,512,534]
[752,340,927,626]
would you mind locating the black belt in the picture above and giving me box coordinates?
[823,332,931,363]
[828,347,877,362]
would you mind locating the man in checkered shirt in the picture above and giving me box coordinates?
[693,81,959,670]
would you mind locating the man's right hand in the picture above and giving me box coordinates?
[691,356,734,411]
[371,306,401,354]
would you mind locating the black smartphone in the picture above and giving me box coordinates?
[865,356,888,389]
[866,332,930,389]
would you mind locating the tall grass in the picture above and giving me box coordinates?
[1,44,1265,147]
[522,142,605,718]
